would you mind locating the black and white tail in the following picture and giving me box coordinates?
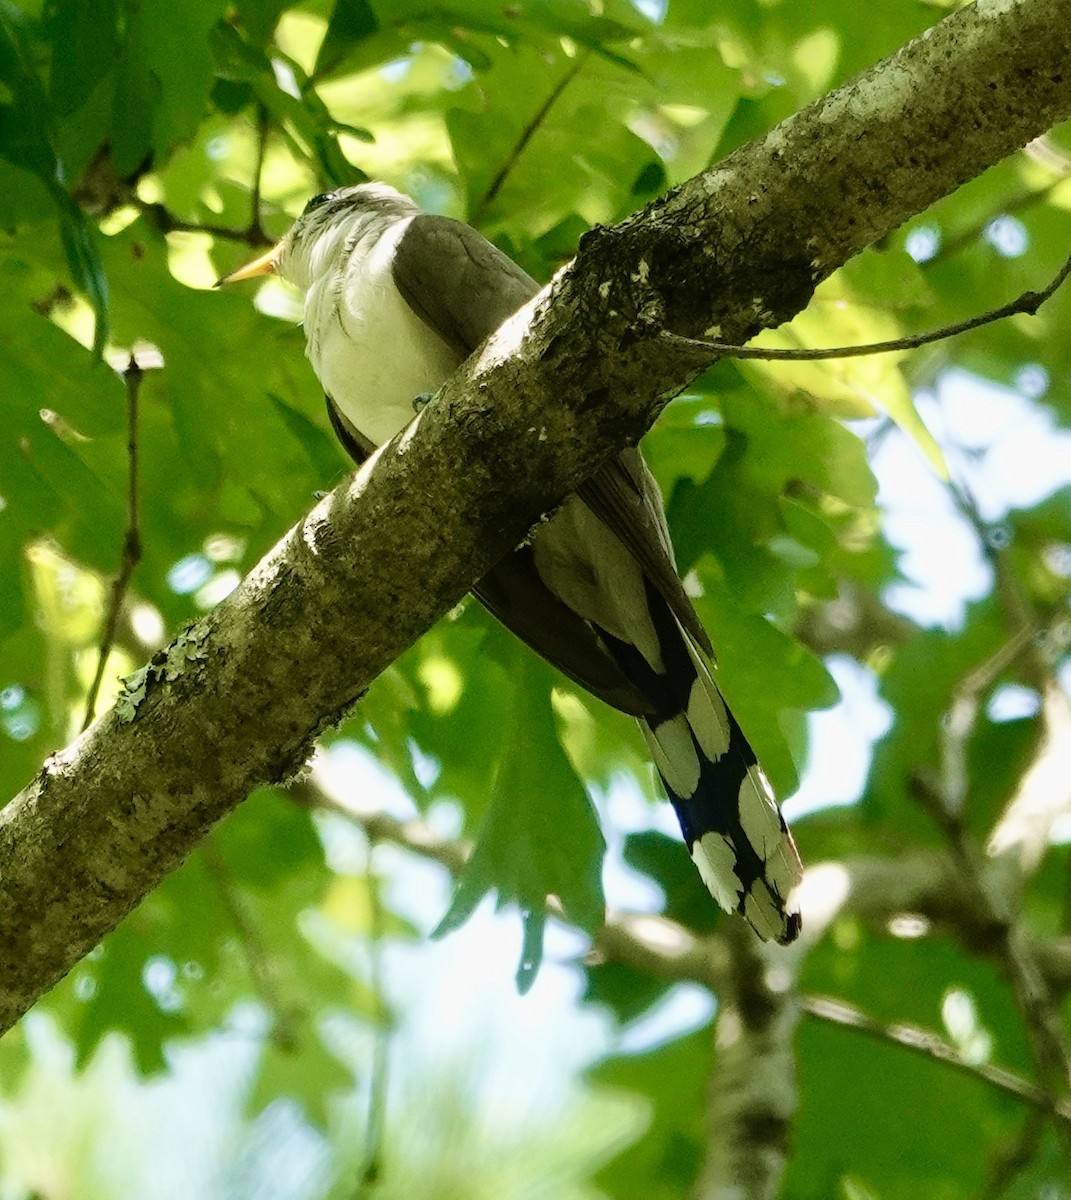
[603,581,802,944]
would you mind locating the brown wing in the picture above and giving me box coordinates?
[391,213,699,715]
[391,215,538,359]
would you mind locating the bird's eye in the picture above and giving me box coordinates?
[301,192,337,216]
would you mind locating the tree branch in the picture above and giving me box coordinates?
[801,995,1071,1124]
[1,0,1070,1035]
[662,247,1071,362]
[690,923,801,1200]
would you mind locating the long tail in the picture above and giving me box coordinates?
[603,582,802,944]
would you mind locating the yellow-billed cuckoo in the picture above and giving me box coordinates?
[220,182,802,943]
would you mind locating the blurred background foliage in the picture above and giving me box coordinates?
[1,0,1070,1196]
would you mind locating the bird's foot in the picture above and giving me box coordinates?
[412,391,434,414]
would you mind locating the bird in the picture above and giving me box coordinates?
[218,182,803,943]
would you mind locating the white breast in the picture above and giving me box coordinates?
[304,217,462,447]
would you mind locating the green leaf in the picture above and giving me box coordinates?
[266,392,348,484]
[68,926,188,1075]
[435,655,606,984]
[233,0,290,46]
[589,1027,711,1200]
[214,786,324,890]
[47,0,120,116]
[54,188,109,354]
[247,1026,353,1129]
[314,0,379,79]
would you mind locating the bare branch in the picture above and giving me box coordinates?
[137,201,275,248]
[82,355,144,731]
[690,923,800,1200]
[247,105,271,245]
[661,247,1071,363]
[802,995,1071,1123]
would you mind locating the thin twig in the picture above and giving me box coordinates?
[978,1110,1046,1200]
[248,105,271,244]
[473,52,588,220]
[137,201,275,247]
[662,247,1071,362]
[938,627,1036,818]
[912,751,1071,1165]
[355,843,390,1194]
[801,995,1071,1123]
[82,355,143,731]
[201,839,302,1050]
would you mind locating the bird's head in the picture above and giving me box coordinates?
[215,182,419,291]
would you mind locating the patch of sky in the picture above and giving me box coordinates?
[784,655,892,820]
[984,214,1029,258]
[631,0,667,22]
[871,368,1071,628]
[380,57,411,83]
[986,684,1041,723]
[143,956,182,1013]
[446,55,473,89]
[167,553,213,595]
[616,983,715,1055]
[0,683,41,741]
[905,223,940,263]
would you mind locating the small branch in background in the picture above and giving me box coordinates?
[912,748,1071,1164]
[355,841,390,1195]
[137,201,275,248]
[473,52,588,221]
[662,247,1071,362]
[978,1111,1046,1200]
[201,838,302,1050]
[294,779,472,875]
[82,355,143,731]
[938,628,1036,820]
[802,995,1071,1124]
[247,105,271,245]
